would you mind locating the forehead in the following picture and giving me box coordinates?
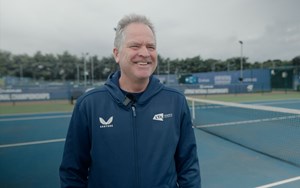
[123,23,156,44]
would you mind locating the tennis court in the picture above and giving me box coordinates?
[189,96,300,187]
[0,96,300,187]
[0,113,71,188]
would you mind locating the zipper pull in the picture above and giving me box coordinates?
[131,105,136,117]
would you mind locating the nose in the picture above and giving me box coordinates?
[138,46,150,57]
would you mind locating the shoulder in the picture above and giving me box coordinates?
[151,76,184,97]
[76,86,108,106]
[155,85,188,108]
[161,85,186,98]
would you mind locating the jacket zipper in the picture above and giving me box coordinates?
[131,105,140,188]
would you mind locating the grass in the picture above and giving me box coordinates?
[0,91,299,115]
[0,100,74,115]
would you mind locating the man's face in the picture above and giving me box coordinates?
[113,23,157,82]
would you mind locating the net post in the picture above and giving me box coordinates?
[192,99,195,120]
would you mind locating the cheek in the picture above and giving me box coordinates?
[151,52,158,63]
[122,51,135,60]
[117,53,128,64]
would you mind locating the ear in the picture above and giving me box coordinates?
[113,48,120,64]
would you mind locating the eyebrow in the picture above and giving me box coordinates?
[128,41,153,44]
[127,41,156,47]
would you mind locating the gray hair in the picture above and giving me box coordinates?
[114,14,156,50]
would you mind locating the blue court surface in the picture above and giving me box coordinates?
[0,99,300,187]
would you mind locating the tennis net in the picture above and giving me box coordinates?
[186,96,300,167]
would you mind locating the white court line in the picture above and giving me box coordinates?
[0,111,71,117]
[196,115,300,128]
[255,176,300,188]
[0,138,66,148]
[250,100,300,106]
[186,97,300,115]
[0,114,71,122]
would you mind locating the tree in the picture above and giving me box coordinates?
[57,51,80,81]
[203,59,220,72]
[1,49,299,83]
[224,57,249,71]
[13,54,33,81]
[291,56,300,66]
[0,50,13,77]
[99,55,117,79]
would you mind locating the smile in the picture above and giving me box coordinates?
[135,62,151,65]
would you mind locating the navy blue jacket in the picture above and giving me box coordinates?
[60,71,201,188]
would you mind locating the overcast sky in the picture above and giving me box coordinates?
[1,0,299,62]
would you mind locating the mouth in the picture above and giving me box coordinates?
[135,62,151,65]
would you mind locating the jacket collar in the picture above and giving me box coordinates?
[104,71,163,108]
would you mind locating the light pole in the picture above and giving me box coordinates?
[19,63,23,85]
[76,64,80,84]
[239,40,243,82]
[91,57,94,86]
[83,53,89,87]
[167,60,170,84]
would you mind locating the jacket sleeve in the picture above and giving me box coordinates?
[175,97,201,188]
[59,101,91,188]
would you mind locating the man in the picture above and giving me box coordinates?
[59,14,201,188]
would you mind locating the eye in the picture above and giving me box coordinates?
[129,45,139,50]
[147,45,156,51]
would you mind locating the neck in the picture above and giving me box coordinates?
[119,76,149,93]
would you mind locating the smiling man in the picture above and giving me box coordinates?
[113,17,158,93]
[59,14,201,188]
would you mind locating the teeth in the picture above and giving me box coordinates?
[137,62,148,65]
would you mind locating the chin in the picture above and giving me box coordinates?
[135,69,153,76]
[135,73,152,80]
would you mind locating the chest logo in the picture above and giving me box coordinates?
[153,113,173,122]
[99,116,113,128]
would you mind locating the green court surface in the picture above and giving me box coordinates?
[1,91,299,115]
[0,100,74,115]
